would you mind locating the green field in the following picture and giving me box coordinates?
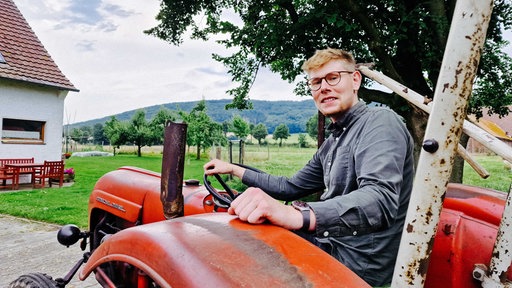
[0,143,509,228]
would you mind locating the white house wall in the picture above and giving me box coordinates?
[0,80,67,162]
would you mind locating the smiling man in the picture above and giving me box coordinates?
[204,48,415,286]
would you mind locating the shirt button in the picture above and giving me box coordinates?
[323,231,329,237]
[353,231,357,236]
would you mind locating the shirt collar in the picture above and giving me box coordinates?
[327,101,366,137]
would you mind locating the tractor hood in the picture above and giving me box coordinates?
[79,213,370,288]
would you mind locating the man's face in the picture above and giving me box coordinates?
[308,60,362,122]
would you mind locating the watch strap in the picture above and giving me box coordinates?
[292,200,311,232]
[299,208,310,232]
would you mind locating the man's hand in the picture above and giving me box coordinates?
[203,159,245,179]
[228,187,312,231]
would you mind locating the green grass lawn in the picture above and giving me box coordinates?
[462,155,511,192]
[0,154,208,228]
[0,146,509,228]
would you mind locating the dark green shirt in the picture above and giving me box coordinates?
[242,102,415,286]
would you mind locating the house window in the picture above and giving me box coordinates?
[1,118,45,144]
[0,52,6,64]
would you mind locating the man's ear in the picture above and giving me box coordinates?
[352,71,362,90]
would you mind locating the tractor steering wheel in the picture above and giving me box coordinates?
[203,163,263,209]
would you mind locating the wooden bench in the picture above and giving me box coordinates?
[0,158,35,188]
[0,158,35,175]
[33,160,64,188]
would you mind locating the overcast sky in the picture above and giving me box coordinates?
[13,0,512,124]
[14,0,301,124]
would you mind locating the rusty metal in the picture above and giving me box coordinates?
[161,122,187,219]
[391,0,494,286]
[478,184,512,287]
[359,63,512,165]
[357,66,503,179]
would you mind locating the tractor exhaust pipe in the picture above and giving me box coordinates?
[161,121,187,219]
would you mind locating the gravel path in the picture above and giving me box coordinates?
[0,214,98,287]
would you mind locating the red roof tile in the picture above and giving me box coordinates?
[0,0,78,91]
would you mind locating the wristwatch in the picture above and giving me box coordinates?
[291,200,311,232]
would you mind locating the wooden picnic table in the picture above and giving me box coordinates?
[4,163,44,190]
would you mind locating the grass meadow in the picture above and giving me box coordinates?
[0,140,510,228]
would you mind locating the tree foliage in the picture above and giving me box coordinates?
[104,116,128,156]
[150,107,177,144]
[230,114,250,139]
[128,110,157,157]
[298,133,308,148]
[252,123,268,145]
[273,123,290,147]
[70,126,92,144]
[146,0,512,181]
[180,100,226,159]
[306,113,332,141]
[305,114,318,140]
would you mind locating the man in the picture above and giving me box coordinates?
[204,48,414,286]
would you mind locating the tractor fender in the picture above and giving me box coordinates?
[79,213,370,288]
[444,183,506,226]
[425,183,511,288]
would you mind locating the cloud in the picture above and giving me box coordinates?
[13,0,306,123]
[67,0,103,26]
[102,3,135,18]
[196,67,228,76]
[75,40,96,52]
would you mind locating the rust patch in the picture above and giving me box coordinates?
[418,256,430,278]
[404,262,417,285]
[442,224,453,235]
[179,217,312,288]
[425,206,433,225]
[407,223,414,233]
[500,271,508,283]
[442,83,449,92]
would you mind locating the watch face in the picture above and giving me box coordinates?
[292,201,309,210]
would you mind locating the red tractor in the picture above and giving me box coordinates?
[8,122,511,288]
[8,0,512,287]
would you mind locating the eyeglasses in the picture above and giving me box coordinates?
[307,71,354,91]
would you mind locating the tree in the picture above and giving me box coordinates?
[180,100,220,159]
[104,116,128,156]
[298,133,308,148]
[127,110,157,157]
[252,123,268,145]
[222,121,230,136]
[70,126,91,145]
[305,114,331,141]
[146,0,512,182]
[204,121,228,151]
[69,128,83,145]
[305,114,318,140]
[273,123,290,147]
[150,107,177,144]
[231,115,250,139]
[92,123,107,145]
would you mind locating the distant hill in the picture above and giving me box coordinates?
[68,99,318,134]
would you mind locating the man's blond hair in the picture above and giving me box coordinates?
[301,48,356,73]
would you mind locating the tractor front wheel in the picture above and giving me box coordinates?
[8,273,59,288]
